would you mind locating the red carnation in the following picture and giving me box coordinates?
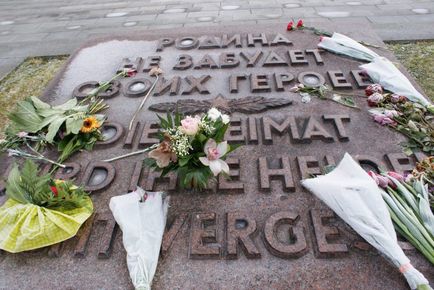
[50,186,58,197]
[287,21,294,31]
[296,19,304,28]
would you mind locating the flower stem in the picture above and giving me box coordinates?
[102,144,157,162]
[128,75,159,130]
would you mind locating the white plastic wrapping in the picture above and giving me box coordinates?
[301,153,432,290]
[109,188,169,290]
[318,32,379,62]
[360,56,431,106]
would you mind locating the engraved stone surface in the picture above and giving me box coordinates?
[0,23,432,290]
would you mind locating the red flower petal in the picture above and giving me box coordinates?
[50,186,58,197]
[287,22,294,31]
[296,19,303,28]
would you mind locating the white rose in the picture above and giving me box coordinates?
[207,107,221,121]
[221,114,230,124]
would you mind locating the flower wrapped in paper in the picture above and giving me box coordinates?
[0,160,93,253]
[109,188,169,290]
[302,153,432,290]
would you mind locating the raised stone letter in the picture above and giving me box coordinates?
[328,71,352,89]
[323,114,350,141]
[95,212,117,259]
[263,51,288,67]
[173,54,193,70]
[218,158,244,193]
[351,70,372,88]
[181,75,211,95]
[198,36,221,49]
[154,76,181,96]
[156,37,174,51]
[224,117,245,143]
[302,117,334,142]
[264,211,307,258]
[83,162,115,192]
[288,50,308,65]
[221,34,242,48]
[162,213,189,258]
[259,156,295,191]
[194,54,218,69]
[386,153,414,174]
[116,57,142,74]
[248,117,258,144]
[124,78,152,98]
[270,33,292,46]
[297,72,326,87]
[128,161,143,192]
[306,49,324,65]
[262,116,300,144]
[310,209,348,258]
[189,213,221,259]
[251,74,271,93]
[175,37,199,50]
[54,162,81,180]
[123,121,140,148]
[74,214,96,257]
[274,73,294,91]
[229,74,246,93]
[144,169,177,191]
[139,122,160,146]
[226,212,261,259]
[247,33,268,47]
[297,156,321,179]
[219,52,239,68]
[142,55,161,72]
[240,51,263,67]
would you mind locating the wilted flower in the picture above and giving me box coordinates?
[368,171,389,188]
[365,84,383,96]
[199,139,229,176]
[148,136,177,168]
[149,66,163,76]
[16,131,28,138]
[289,83,305,92]
[373,114,397,127]
[387,171,405,183]
[390,94,400,103]
[367,92,384,106]
[180,116,201,136]
[384,109,399,118]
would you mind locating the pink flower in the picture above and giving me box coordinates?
[199,139,229,176]
[373,114,397,127]
[384,109,399,118]
[390,94,400,103]
[387,171,405,188]
[365,84,383,96]
[180,116,200,136]
[368,171,379,184]
[367,92,384,106]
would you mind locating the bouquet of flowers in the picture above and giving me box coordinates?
[368,170,434,265]
[0,70,134,164]
[144,108,239,190]
[365,84,434,155]
[0,160,93,253]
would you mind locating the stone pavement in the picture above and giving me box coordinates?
[0,0,433,78]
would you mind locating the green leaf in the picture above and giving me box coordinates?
[66,118,84,135]
[45,117,67,143]
[53,98,77,111]
[8,99,43,132]
[30,96,50,110]
[5,164,31,204]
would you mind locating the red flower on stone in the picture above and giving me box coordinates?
[287,21,294,31]
[50,186,58,197]
[296,19,304,28]
[365,84,383,96]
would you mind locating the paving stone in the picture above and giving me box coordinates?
[0,57,24,80]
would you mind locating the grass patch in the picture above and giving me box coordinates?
[387,40,434,102]
[0,56,67,138]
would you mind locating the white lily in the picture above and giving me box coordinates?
[199,139,229,176]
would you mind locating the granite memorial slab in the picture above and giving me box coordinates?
[0,22,432,290]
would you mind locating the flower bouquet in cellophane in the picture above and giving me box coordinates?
[0,160,93,253]
[144,108,240,190]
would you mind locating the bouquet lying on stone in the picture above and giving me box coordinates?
[366,84,434,155]
[0,160,93,253]
[0,70,134,165]
[144,108,239,190]
[368,169,434,265]
[302,153,432,290]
